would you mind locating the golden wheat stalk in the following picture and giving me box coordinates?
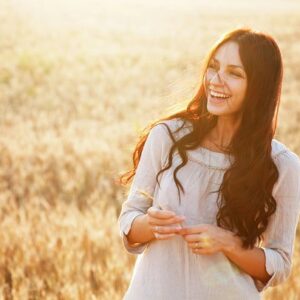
[138,189,154,202]
[137,188,177,213]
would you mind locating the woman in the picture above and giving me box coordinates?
[118,27,300,299]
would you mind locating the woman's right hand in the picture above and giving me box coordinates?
[146,206,186,240]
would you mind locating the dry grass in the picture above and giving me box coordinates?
[0,0,300,299]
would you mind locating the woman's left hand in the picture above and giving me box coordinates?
[178,224,239,255]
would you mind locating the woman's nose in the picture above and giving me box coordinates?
[210,71,224,85]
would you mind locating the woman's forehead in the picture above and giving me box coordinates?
[212,42,244,69]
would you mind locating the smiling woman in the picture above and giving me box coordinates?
[118,27,300,300]
[205,42,248,129]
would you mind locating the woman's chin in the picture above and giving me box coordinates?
[208,95,229,105]
[207,100,226,114]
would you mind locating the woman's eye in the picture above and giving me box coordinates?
[230,71,241,77]
[207,65,243,78]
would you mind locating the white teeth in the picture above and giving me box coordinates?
[210,90,230,98]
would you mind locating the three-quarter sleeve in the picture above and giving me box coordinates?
[118,121,175,254]
[253,150,300,292]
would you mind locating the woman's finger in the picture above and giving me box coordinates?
[187,238,213,249]
[151,225,181,234]
[154,233,176,240]
[148,215,185,226]
[183,234,202,242]
[147,206,176,219]
[187,241,207,249]
[192,247,215,255]
[184,233,210,243]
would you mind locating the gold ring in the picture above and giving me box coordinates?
[202,237,211,247]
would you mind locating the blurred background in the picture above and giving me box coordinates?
[0,0,300,299]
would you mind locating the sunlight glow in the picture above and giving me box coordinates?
[10,0,300,31]
[10,0,108,29]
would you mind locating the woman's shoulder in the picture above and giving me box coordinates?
[154,117,192,140]
[271,138,300,173]
[156,117,192,130]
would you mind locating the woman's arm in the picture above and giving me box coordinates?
[176,148,300,292]
[118,124,166,253]
[224,150,300,291]
[127,208,185,244]
[118,121,178,254]
[180,224,272,283]
[126,214,155,244]
[222,234,272,284]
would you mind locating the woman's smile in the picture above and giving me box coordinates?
[208,89,232,104]
[205,41,247,115]
[210,89,231,98]
[209,95,230,104]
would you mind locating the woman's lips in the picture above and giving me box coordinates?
[208,94,231,104]
[209,89,231,98]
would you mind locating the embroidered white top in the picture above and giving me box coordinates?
[118,118,300,300]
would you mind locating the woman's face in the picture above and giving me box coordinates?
[204,41,248,117]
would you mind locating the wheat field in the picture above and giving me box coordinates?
[0,0,300,299]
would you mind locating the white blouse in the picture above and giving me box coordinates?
[118,118,300,300]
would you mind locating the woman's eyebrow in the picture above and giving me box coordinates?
[211,58,245,70]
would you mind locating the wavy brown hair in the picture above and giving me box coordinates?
[119,27,283,250]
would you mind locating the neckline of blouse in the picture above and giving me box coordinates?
[187,146,234,171]
[171,118,288,171]
[186,142,287,171]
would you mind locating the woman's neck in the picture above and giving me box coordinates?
[209,115,241,147]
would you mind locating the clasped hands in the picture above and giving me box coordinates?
[147,206,238,255]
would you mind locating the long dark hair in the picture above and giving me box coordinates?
[119,27,283,250]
